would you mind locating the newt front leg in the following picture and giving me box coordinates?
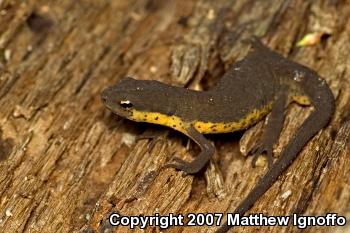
[164,125,215,174]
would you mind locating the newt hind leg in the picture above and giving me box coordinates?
[250,91,288,168]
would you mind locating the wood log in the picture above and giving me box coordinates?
[0,1,349,232]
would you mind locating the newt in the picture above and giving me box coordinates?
[101,38,335,233]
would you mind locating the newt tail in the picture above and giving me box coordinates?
[215,62,335,233]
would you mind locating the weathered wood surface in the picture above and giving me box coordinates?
[0,0,349,233]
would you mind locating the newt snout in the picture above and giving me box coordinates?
[101,85,133,118]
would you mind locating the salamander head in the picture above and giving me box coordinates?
[101,77,166,120]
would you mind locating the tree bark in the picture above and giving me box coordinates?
[0,0,349,233]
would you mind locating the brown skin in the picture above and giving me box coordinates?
[101,38,335,232]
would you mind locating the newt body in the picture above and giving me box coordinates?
[101,38,334,232]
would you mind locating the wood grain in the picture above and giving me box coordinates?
[0,0,349,232]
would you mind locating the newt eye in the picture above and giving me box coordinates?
[119,100,133,109]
